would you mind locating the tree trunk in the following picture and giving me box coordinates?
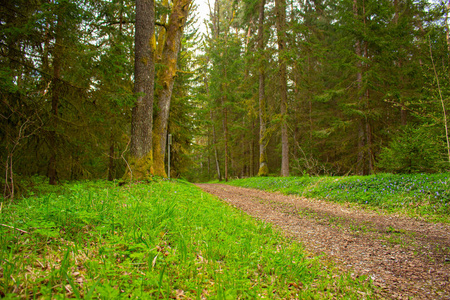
[223,104,228,181]
[257,0,269,176]
[108,137,115,181]
[353,0,365,175]
[153,0,192,177]
[128,0,155,180]
[205,75,222,181]
[213,122,222,181]
[446,0,450,52]
[394,0,408,126]
[48,13,62,185]
[250,118,255,177]
[366,119,373,174]
[276,0,289,177]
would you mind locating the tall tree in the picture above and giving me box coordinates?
[276,0,289,176]
[129,0,155,180]
[153,0,193,177]
[257,0,269,176]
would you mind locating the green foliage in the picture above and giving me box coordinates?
[0,0,135,185]
[229,174,450,223]
[0,180,373,298]
[377,126,447,173]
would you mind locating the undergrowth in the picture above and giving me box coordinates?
[228,173,450,223]
[0,179,372,299]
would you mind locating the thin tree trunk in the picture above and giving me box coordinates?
[429,40,450,163]
[276,0,289,177]
[354,0,365,175]
[393,0,408,125]
[446,0,450,52]
[207,129,211,179]
[108,137,115,181]
[152,0,192,177]
[366,119,373,173]
[257,0,269,176]
[128,0,155,180]
[223,26,229,181]
[223,105,228,181]
[48,15,62,185]
[250,118,255,177]
[212,111,222,181]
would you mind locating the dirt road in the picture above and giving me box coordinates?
[195,183,450,299]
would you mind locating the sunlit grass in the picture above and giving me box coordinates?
[0,179,372,298]
[228,173,450,223]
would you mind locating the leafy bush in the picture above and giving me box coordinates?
[377,125,447,173]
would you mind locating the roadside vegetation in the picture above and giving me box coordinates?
[0,179,372,299]
[228,174,450,223]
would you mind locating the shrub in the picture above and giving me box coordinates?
[377,125,446,173]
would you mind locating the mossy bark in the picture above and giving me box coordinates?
[123,152,154,181]
[128,0,155,181]
[152,0,192,177]
[258,152,269,176]
[257,0,269,177]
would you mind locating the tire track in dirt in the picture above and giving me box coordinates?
[195,183,450,299]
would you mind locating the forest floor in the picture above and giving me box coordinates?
[195,183,450,299]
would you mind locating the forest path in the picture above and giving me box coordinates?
[195,183,450,299]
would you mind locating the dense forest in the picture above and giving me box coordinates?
[2,0,450,196]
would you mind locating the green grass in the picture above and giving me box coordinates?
[0,179,373,299]
[228,173,450,223]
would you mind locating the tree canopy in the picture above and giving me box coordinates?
[1,0,450,196]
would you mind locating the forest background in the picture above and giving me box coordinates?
[2,0,450,197]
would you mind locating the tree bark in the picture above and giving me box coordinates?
[250,118,255,177]
[353,0,365,175]
[205,76,222,181]
[48,10,62,185]
[394,0,408,126]
[223,104,228,181]
[128,0,155,180]
[153,0,192,177]
[257,0,269,176]
[108,137,115,181]
[276,0,289,177]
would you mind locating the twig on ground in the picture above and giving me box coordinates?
[0,223,29,234]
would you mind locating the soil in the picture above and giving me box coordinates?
[195,183,450,300]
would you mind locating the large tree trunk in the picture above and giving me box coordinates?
[153,0,192,177]
[128,0,155,180]
[257,0,269,176]
[276,0,289,177]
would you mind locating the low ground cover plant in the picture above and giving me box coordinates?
[228,174,450,223]
[0,180,372,299]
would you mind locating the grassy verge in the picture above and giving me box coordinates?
[0,180,372,299]
[228,173,450,223]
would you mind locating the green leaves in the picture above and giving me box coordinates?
[377,125,446,174]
